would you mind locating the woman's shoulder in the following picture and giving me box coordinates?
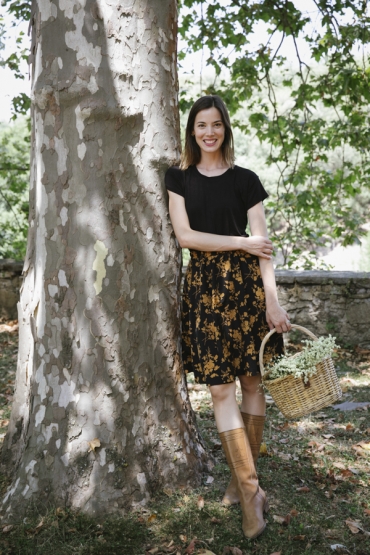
[232,165,260,181]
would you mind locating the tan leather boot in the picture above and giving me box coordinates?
[220,427,268,539]
[222,413,265,506]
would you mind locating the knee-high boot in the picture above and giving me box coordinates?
[222,413,265,505]
[219,427,268,539]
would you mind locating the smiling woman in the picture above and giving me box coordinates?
[165,94,291,540]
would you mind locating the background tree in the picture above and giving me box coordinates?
[179,0,370,267]
[1,0,209,518]
[0,118,30,259]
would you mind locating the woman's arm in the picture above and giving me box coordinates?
[168,191,273,259]
[248,202,291,333]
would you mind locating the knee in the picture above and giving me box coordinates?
[240,375,262,396]
[209,382,235,405]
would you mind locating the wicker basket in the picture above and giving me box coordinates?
[259,324,342,419]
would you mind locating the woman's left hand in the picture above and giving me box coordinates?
[266,303,291,333]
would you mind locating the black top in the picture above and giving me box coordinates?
[165,165,268,237]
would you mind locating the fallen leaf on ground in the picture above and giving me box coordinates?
[34,518,44,535]
[279,438,289,444]
[273,514,290,525]
[179,535,187,542]
[269,552,282,555]
[260,442,268,455]
[211,517,221,524]
[147,514,157,523]
[322,434,335,439]
[2,525,13,533]
[364,509,370,516]
[147,549,158,554]
[330,545,349,553]
[222,548,243,555]
[293,534,306,540]
[197,495,205,510]
[290,509,299,517]
[356,441,370,450]
[346,424,354,431]
[205,475,214,484]
[198,550,217,555]
[296,486,310,493]
[333,462,346,470]
[185,538,196,554]
[345,519,362,534]
[88,438,101,452]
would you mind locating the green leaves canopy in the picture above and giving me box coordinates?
[179,0,370,267]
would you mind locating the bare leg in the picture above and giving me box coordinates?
[239,374,266,416]
[209,381,244,433]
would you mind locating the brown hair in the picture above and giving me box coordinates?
[180,95,235,170]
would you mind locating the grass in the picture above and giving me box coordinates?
[0,321,369,554]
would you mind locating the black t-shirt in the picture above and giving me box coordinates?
[165,165,268,237]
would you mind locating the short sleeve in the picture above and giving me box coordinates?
[165,166,185,197]
[238,169,268,211]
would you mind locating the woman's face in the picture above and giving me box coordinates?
[192,107,225,156]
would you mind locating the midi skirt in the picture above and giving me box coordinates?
[182,250,284,386]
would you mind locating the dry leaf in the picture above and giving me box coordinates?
[34,518,44,535]
[269,552,282,555]
[364,509,370,516]
[198,550,217,555]
[260,442,268,455]
[148,549,158,555]
[147,514,157,523]
[323,434,335,439]
[179,534,187,542]
[346,424,354,431]
[290,509,299,517]
[296,486,310,493]
[167,540,174,548]
[205,475,214,484]
[211,517,222,524]
[88,438,101,452]
[185,538,196,554]
[293,534,306,540]
[273,514,290,525]
[2,525,13,533]
[222,548,243,555]
[279,438,289,444]
[356,441,370,450]
[345,519,362,534]
[197,495,205,510]
[333,462,346,470]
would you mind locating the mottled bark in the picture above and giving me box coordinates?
[1,0,209,518]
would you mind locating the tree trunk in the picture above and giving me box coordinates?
[1,0,209,518]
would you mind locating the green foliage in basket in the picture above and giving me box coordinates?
[265,336,338,384]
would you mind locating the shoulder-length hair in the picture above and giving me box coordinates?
[180,95,235,170]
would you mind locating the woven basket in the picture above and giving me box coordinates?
[259,324,342,419]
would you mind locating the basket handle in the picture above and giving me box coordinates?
[259,324,318,378]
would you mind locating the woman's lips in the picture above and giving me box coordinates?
[203,139,217,145]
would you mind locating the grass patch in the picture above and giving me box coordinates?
[0,323,369,554]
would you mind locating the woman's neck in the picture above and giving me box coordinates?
[197,151,228,171]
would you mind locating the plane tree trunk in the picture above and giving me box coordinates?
[1,0,209,518]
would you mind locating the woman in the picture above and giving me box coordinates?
[165,95,291,539]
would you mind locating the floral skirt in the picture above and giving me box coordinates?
[182,250,284,386]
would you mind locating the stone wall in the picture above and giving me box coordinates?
[275,270,370,349]
[0,259,23,320]
[1,260,369,348]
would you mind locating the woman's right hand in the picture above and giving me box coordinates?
[243,236,273,259]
